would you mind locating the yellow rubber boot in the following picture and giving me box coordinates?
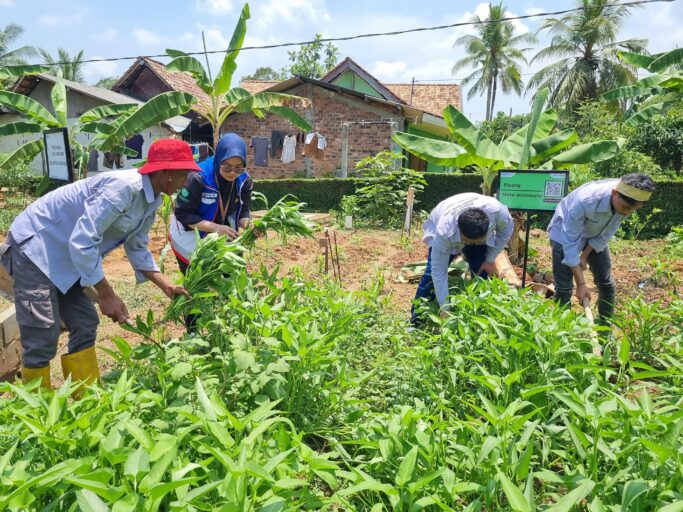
[61,346,100,398]
[21,366,51,390]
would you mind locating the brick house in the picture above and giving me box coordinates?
[113,56,461,179]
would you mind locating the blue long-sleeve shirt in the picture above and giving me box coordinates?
[548,179,624,267]
[423,193,514,307]
[8,170,161,294]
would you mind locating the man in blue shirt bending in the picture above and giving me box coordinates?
[0,139,200,392]
[548,173,656,325]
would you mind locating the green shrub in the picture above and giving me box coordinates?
[591,148,662,179]
[628,107,683,174]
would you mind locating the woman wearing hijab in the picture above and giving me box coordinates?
[170,134,253,328]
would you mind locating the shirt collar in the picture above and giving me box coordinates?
[596,188,613,213]
[141,174,156,204]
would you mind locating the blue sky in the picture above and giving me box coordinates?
[2,0,682,121]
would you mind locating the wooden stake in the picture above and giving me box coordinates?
[582,297,602,356]
[404,186,415,236]
[319,238,329,274]
[333,230,342,285]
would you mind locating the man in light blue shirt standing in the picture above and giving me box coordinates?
[548,173,656,325]
[0,139,201,392]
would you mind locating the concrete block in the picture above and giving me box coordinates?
[0,338,21,381]
[0,306,18,347]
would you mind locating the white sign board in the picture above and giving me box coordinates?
[43,128,73,182]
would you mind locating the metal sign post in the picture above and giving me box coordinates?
[497,170,569,287]
[43,127,74,183]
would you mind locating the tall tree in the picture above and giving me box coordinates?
[285,34,339,79]
[452,3,536,121]
[240,66,287,81]
[94,76,119,89]
[38,48,85,82]
[527,0,646,114]
[0,23,37,67]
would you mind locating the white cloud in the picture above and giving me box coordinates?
[0,0,15,6]
[83,58,121,82]
[524,7,545,16]
[96,28,118,43]
[253,0,330,30]
[38,13,83,26]
[195,0,235,16]
[132,28,166,46]
[371,60,407,80]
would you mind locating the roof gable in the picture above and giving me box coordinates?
[384,83,461,117]
[320,57,405,104]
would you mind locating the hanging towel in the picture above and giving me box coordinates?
[281,135,297,164]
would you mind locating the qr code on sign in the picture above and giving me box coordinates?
[544,180,563,198]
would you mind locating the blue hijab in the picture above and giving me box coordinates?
[212,133,247,173]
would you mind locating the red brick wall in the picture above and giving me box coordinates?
[220,83,405,179]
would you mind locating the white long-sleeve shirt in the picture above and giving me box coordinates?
[548,179,624,267]
[8,170,161,294]
[424,193,514,306]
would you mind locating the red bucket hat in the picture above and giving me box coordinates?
[138,139,201,174]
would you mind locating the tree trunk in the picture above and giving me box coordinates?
[508,211,526,265]
[485,78,492,122]
[490,76,498,122]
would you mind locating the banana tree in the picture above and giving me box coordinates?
[393,88,623,262]
[165,3,311,149]
[0,66,195,179]
[602,48,683,126]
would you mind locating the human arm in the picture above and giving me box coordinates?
[174,173,238,238]
[431,236,454,308]
[141,270,190,300]
[485,205,514,263]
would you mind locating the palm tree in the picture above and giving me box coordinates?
[452,3,536,121]
[0,23,37,67]
[38,48,86,82]
[94,76,118,89]
[527,0,646,114]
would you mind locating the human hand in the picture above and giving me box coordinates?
[164,284,191,300]
[579,255,589,270]
[477,260,497,277]
[97,291,129,324]
[575,283,590,303]
[217,225,239,239]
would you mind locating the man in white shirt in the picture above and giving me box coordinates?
[548,173,655,324]
[411,193,514,324]
[0,139,200,391]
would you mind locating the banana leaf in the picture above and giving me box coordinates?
[213,3,250,97]
[551,139,623,168]
[267,106,312,132]
[0,121,43,136]
[0,139,44,170]
[0,64,51,80]
[443,105,503,162]
[498,108,557,161]
[392,132,466,166]
[79,121,116,135]
[165,52,213,94]
[51,75,68,126]
[617,51,658,70]
[529,129,578,166]
[648,48,683,72]
[0,90,59,127]
[602,75,668,101]
[78,104,139,123]
[99,91,195,150]
[519,88,549,169]
[624,103,665,126]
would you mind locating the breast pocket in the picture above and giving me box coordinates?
[110,211,135,234]
[15,287,55,328]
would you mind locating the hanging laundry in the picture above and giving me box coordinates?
[281,134,297,164]
[302,132,327,161]
[124,134,144,160]
[270,130,287,158]
[103,151,124,169]
[250,136,270,167]
[87,150,99,174]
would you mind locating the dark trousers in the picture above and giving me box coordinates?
[176,257,199,333]
[551,241,615,325]
[411,245,488,324]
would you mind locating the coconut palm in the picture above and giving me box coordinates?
[0,23,37,67]
[527,0,646,113]
[452,3,536,121]
[38,48,86,83]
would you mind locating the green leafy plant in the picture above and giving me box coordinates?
[165,3,312,149]
[616,208,663,240]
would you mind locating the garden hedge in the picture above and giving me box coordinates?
[254,174,683,237]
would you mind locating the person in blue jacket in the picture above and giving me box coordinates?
[170,133,253,329]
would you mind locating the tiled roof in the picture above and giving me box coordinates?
[13,74,141,105]
[139,58,213,108]
[239,80,280,94]
[383,83,461,117]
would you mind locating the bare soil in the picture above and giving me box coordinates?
[1,221,681,387]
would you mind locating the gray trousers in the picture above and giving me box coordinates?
[551,241,616,325]
[0,234,99,368]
